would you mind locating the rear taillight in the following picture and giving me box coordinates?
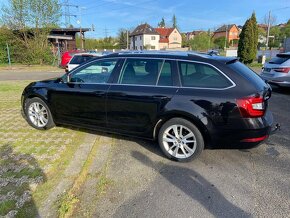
[273,67,290,73]
[236,96,265,118]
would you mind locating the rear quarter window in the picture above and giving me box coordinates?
[228,61,267,89]
[178,61,233,89]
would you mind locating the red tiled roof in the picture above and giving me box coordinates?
[155,28,175,37]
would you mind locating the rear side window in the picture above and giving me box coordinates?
[70,55,95,64]
[269,57,289,64]
[119,59,163,85]
[178,61,232,88]
[157,61,173,86]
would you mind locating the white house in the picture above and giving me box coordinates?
[129,24,160,50]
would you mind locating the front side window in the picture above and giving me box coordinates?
[151,36,156,40]
[69,59,118,83]
[118,58,163,85]
[178,61,232,88]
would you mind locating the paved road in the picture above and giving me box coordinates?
[0,71,64,81]
[92,86,290,218]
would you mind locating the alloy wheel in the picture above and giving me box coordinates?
[162,124,197,159]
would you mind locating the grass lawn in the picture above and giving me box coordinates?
[0,64,62,73]
[0,81,85,217]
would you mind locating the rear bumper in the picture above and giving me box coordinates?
[210,111,275,147]
[260,74,290,87]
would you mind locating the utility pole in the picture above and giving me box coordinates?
[126,30,129,50]
[265,10,271,51]
[224,25,228,49]
[6,43,11,67]
[78,7,86,50]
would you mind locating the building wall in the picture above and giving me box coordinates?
[130,35,144,50]
[168,29,182,48]
[228,26,239,41]
[159,42,168,49]
[213,27,239,42]
[130,34,160,50]
[143,34,160,50]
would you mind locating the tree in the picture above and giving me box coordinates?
[1,0,61,64]
[118,29,128,49]
[251,12,258,51]
[190,33,211,51]
[280,19,290,38]
[238,13,258,64]
[263,13,277,27]
[158,18,166,28]
[213,36,228,49]
[172,14,178,29]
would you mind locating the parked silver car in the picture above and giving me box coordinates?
[260,52,290,87]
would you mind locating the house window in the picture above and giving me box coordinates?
[140,36,142,40]
[173,37,177,41]
[151,46,155,49]
[135,46,137,50]
[151,36,156,40]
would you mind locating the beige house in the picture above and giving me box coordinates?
[155,27,182,49]
[129,24,160,50]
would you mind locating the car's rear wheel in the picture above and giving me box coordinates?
[158,118,204,162]
[25,97,55,130]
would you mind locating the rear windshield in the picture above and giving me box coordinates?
[269,57,289,64]
[70,55,95,64]
[228,61,267,90]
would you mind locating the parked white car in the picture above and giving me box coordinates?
[260,52,290,88]
[66,53,102,72]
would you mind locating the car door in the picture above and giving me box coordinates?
[106,58,179,138]
[49,58,122,129]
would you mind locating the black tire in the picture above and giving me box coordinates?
[24,97,55,130]
[158,118,204,162]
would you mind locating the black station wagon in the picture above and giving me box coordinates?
[22,51,276,161]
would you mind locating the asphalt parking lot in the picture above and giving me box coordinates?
[0,71,289,217]
[92,86,290,218]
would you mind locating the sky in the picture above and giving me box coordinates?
[1,0,290,38]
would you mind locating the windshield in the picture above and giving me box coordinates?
[70,55,95,64]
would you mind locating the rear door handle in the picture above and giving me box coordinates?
[152,95,170,100]
[95,91,106,96]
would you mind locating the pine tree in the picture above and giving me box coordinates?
[172,14,177,29]
[238,18,252,63]
[250,12,258,58]
[238,13,258,64]
[158,18,166,28]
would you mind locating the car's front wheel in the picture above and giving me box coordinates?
[25,97,55,130]
[158,118,204,162]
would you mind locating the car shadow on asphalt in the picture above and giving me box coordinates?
[61,125,259,158]
[270,85,290,95]
[115,150,251,217]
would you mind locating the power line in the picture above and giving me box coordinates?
[60,0,79,27]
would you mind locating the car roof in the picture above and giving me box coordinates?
[72,52,102,57]
[102,51,237,64]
